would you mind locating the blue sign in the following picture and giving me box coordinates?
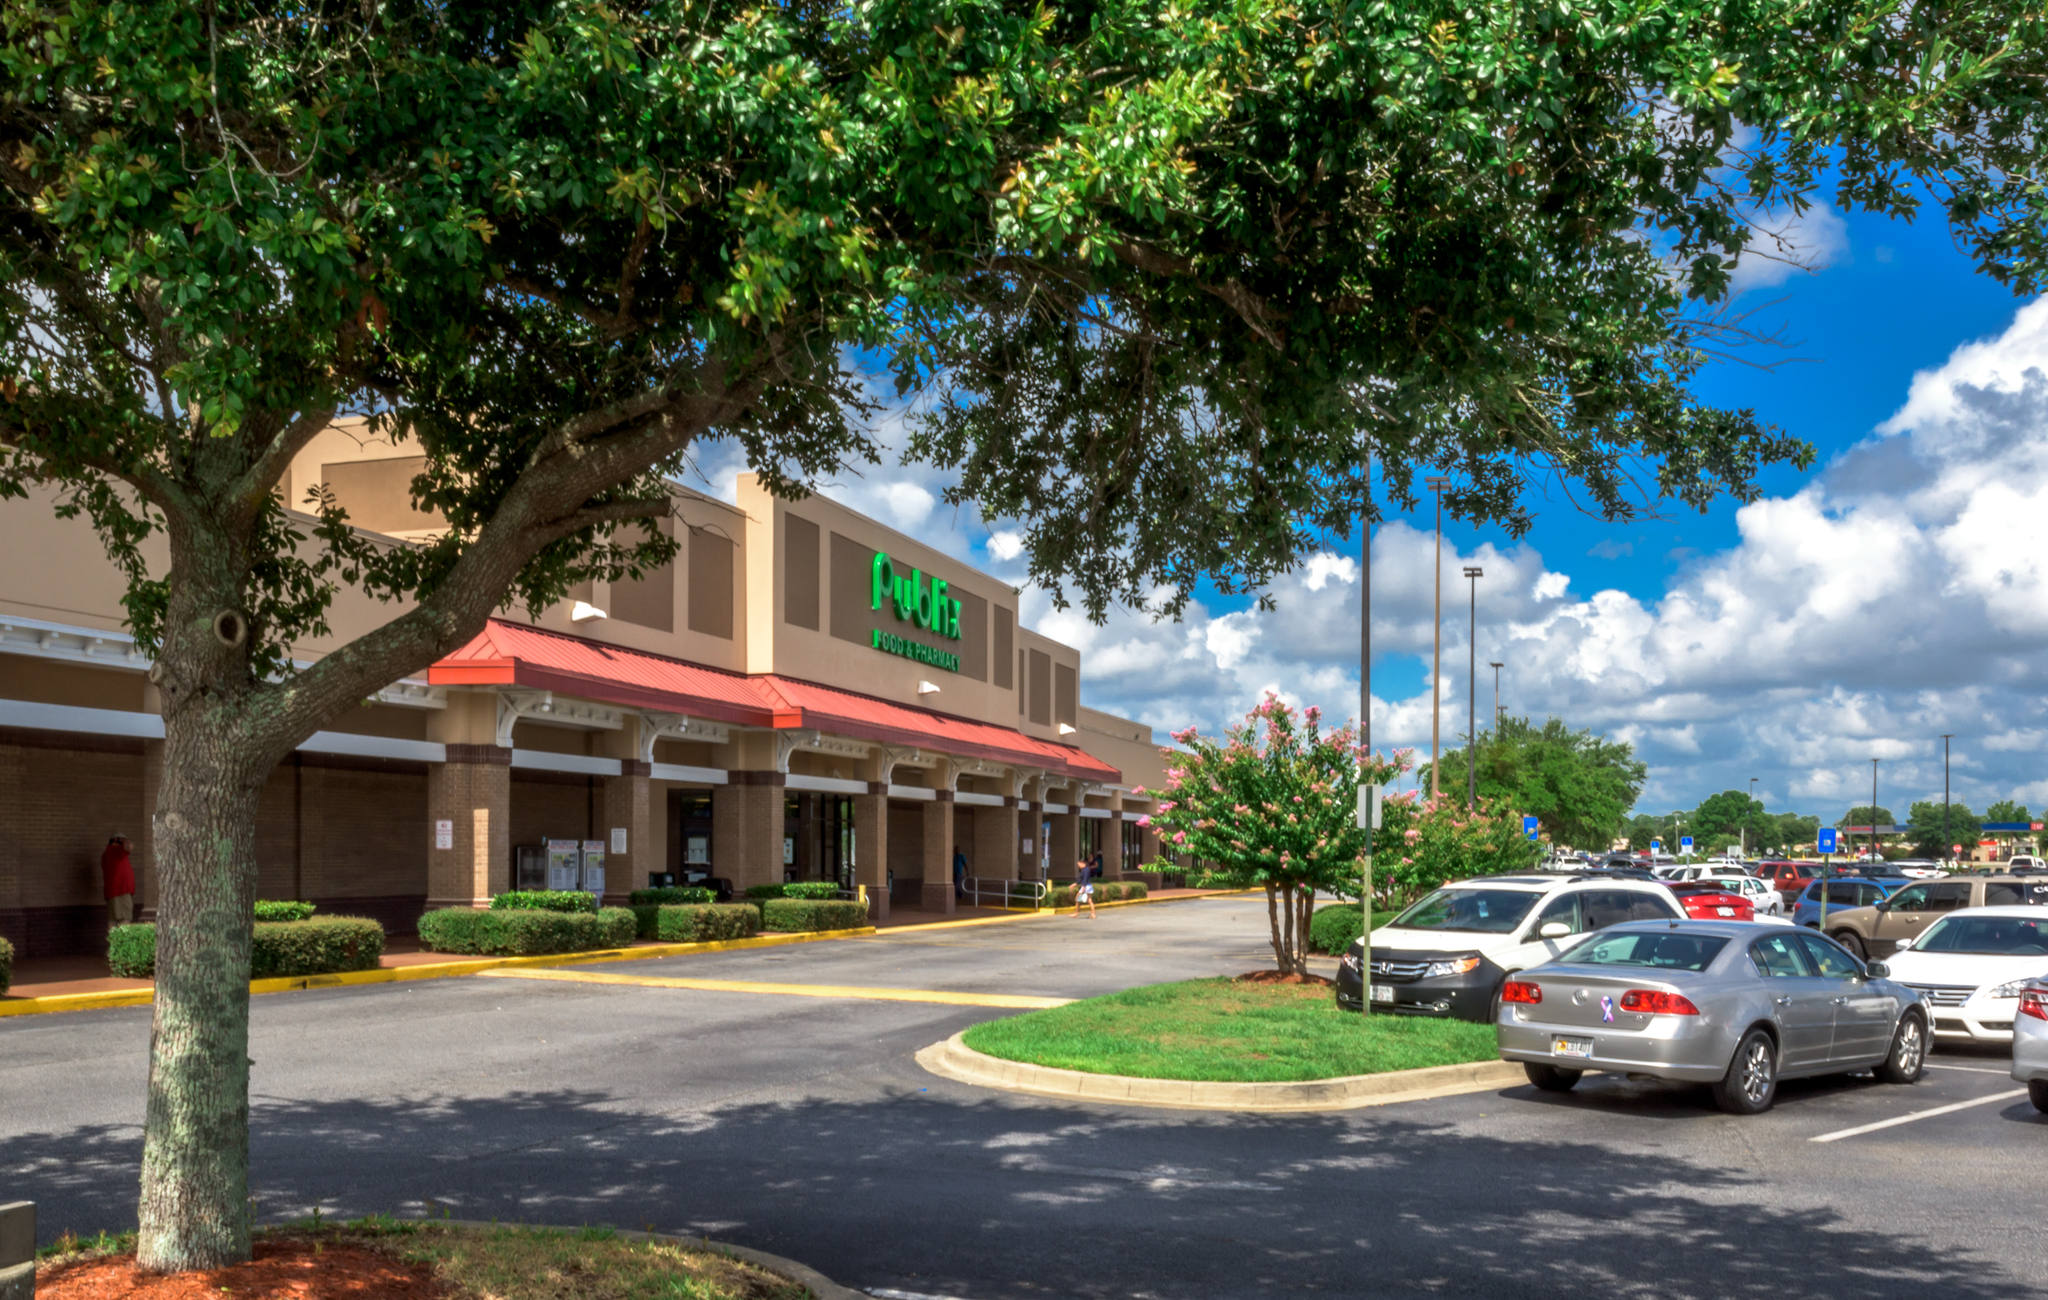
[1523,815,1539,841]
[1817,828,1838,854]
[1651,839,1662,851]
[1680,836,1694,852]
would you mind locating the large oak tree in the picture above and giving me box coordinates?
[3,0,2045,1270]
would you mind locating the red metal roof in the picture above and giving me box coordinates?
[429,620,1120,782]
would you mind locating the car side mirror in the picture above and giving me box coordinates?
[1538,921,1572,939]
[1865,961,1889,979]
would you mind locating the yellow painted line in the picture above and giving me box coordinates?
[0,927,878,1019]
[476,965,1073,1009]
[878,888,1228,935]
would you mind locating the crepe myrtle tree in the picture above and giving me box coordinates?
[1145,697,1397,975]
[5,0,2048,1272]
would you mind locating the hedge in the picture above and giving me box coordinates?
[1047,881,1149,907]
[1309,903,1367,955]
[490,889,598,914]
[0,934,12,994]
[654,903,762,943]
[760,898,870,932]
[744,881,843,901]
[107,917,385,979]
[629,886,714,906]
[416,907,636,956]
[252,900,317,922]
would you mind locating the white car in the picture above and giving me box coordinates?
[2011,855,2046,873]
[1707,874,1784,917]
[1654,863,1717,882]
[2013,979,2048,1113]
[1889,858,1948,880]
[1882,906,2048,1043]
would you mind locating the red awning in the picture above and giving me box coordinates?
[429,619,1119,782]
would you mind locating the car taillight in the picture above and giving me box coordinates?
[2021,988,2048,1022]
[1619,989,1700,1016]
[1501,980,1542,1004]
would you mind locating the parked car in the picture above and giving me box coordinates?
[1666,883,1755,921]
[1805,876,2048,959]
[1889,858,1948,880]
[1707,874,1784,917]
[2010,855,2047,874]
[1497,922,1926,1113]
[1792,877,1909,929]
[2013,980,2048,1113]
[1763,860,1821,904]
[1880,907,2048,1043]
[1335,874,1686,1021]
[1655,863,1722,882]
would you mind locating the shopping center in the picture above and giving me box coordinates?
[0,423,1173,958]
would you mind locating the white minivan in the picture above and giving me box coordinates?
[1335,874,1686,1020]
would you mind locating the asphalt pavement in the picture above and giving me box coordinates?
[3,895,2044,1299]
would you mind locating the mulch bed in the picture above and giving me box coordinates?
[39,1237,449,1299]
[1234,970,1335,986]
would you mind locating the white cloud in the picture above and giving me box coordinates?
[1301,552,1358,591]
[1728,199,1850,295]
[986,529,1024,562]
[1532,572,1570,601]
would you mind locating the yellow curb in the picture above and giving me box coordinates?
[0,927,877,1019]
[478,965,1073,1009]
[915,1031,1528,1112]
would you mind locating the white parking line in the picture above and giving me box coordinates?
[1924,1063,2011,1075]
[1810,1089,2028,1143]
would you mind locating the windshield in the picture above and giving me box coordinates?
[1910,915,2048,956]
[1389,888,1540,934]
[1557,931,1730,972]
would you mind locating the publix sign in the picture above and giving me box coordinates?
[870,550,961,672]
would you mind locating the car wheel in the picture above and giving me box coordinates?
[2030,1080,2048,1114]
[1713,1029,1778,1115]
[1524,1063,1581,1092]
[1874,1012,1926,1084]
[1829,930,1867,960]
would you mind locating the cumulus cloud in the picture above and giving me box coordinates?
[1728,199,1850,295]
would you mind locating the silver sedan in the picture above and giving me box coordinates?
[1496,921,1928,1114]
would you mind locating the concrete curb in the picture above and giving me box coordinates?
[0,926,876,1020]
[916,1030,1527,1113]
[428,1221,864,1300]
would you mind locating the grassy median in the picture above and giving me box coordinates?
[961,977,1497,1083]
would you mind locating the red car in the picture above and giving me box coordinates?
[1665,883,1755,921]
[1762,859,1820,901]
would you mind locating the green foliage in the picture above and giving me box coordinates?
[1190,868,1249,889]
[1423,717,1646,851]
[108,923,157,978]
[653,904,762,943]
[759,898,871,932]
[1309,904,1367,956]
[107,918,383,978]
[1840,805,1897,829]
[745,882,843,901]
[628,886,714,906]
[0,933,11,994]
[1908,801,1981,856]
[1986,800,2034,826]
[251,900,317,923]
[1149,862,1189,882]
[1371,791,1541,908]
[596,907,637,949]
[490,890,599,915]
[1048,881,1148,907]
[1772,813,1822,855]
[416,908,621,956]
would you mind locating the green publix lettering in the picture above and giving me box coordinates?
[869,551,961,640]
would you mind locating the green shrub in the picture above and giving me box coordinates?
[106,917,383,978]
[416,908,488,955]
[654,903,762,943]
[743,881,843,902]
[1309,903,1367,955]
[760,898,870,932]
[490,889,598,914]
[108,923,157,977]
[628,886,714,906]
[596,906,637,948]
[1046,880,1149,907]
[1151,862,1189,882]
[250,917,384,977]
[0,934,11,994]
[417,908,627,956]
[252,900,317,922]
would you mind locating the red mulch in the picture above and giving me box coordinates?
[39,1238,451,1300]
[1234,970,1336,986]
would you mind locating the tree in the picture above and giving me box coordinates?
[1985,800,2033,825]
[1840,806,1898,829]
[1772,814,1821,856]
[5,0,2045,1271]
[1375,790,1542,906]
[1689,790,1767,853]
[1625,815,1664,853]
[1907,801,1980,857]
[1420,717,1645,851]
[1147,697,1380,976]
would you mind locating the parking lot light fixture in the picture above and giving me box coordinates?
[1942,734,1954,865]
[1425,476,1449,801]
[1871,758,1881,861]
[1463,565,1483,810]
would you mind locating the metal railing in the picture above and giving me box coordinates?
[960,876,1048,910]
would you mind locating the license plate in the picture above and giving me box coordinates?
[1370,984,1394,1004]
[1716,906,1734,916]
[1552,1036,1594,1059]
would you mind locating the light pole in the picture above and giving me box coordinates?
[1360,456,1371,756]
[1425,476,1449,802]
[1870,757,1880,861]
[1744,776,1757,858]
[1942,734,1953,864]
[1489,661,1503,729]
[1463,566,1483,809]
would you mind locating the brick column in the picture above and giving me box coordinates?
[1050,803,1080,878]
[974,798,1019,884]
[600,760,653,903]
[855,782,890,920]
[1019,801,1043,879]
[426,743,511,909]
[1104,811,1125,876]
[920,791,957,915]
[715,771,786,894]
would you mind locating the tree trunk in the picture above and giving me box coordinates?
[1264,883,1286,973]
[135,703,265,1271]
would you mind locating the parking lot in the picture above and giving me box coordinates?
[4,895,2044,1298]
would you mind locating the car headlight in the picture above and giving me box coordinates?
[1988,979,2037,999]
[1340,951,1361,972]
[1424,956,1483,978]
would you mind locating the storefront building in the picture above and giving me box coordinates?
[0,424,1174,957]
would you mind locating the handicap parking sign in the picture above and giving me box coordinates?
[1522,815,1539,840]
[1817,827,1838,854]
[1680,836,1694,852]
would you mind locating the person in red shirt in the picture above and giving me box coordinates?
[101,834,136,926]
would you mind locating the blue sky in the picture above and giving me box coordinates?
[694,195,2048,834]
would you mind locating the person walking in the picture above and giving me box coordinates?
[953,845,968,900]
[101,834,136,927]
[1073,856,1097,919]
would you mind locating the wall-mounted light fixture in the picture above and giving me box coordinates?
[570,601,609,623]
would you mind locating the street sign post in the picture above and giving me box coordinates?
[1817,828,1838,855]
[1357,783,1382,1015]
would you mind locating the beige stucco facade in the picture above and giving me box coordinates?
[0,427,1173,957]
